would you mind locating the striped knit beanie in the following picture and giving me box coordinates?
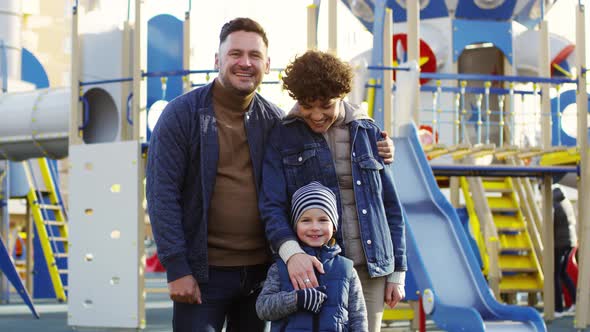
[291,182,338,231]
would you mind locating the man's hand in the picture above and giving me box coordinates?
[377,131,395,164]
[384,282,405,308]
[168,275,201,304]
[287,253,325,290]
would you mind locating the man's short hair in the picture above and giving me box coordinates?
[219,17,268,48]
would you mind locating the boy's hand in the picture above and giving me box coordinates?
[168,274,202,304]
[385,282,405,308]
[287,253,325,290]
[296,286,328,314]
[377,131,395,164]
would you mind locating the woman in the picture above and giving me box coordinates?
[260,50,407,332]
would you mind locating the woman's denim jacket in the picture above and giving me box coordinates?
[260,111,407,277]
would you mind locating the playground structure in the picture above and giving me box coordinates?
[353,0,589,330]
[0,0,589,331]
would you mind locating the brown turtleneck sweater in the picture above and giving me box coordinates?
[207,80,270,266]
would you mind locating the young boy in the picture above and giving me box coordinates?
[256,182,368,331]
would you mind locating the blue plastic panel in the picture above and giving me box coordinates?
[369,0,387,129]
[147,14,184,141]
[21,48,49,89]
[551,89,590,146]
[453,19,513,64]
[455,0,517,20]
[388,0,449,23]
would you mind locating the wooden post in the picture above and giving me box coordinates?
[328,0,337,55]
[575,2,590,328]
[132,0,142,141]
[69,3,82,146]
[307,4,318,50]
[383,8,393,134]
[183,10,191,93]
[539,18,554,321]
[542,174,554,320]
[407,0,420,125]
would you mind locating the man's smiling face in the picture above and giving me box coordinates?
[215,30,270,96]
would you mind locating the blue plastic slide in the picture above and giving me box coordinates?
[391,124,545,332]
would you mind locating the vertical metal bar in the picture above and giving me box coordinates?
[509,84,515,146]
[498,95,505,147]
[431,86,437,134]
[476,94,482,145]
[533,83,540,145]
[556,85,562,146]
[435,81,442,142]
[454,92,460,145]
[460,81,467,144]
[484,81,491,144]
[520,93,526,146]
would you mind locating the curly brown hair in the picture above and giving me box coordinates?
[282,51,353,103]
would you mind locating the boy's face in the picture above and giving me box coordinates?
[296,208,334,247]
[298,98,340,134]
[215,30,270,96]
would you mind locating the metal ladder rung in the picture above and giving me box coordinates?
[44,220,66,226]
[54,253,68,258]
[38,204,62,210]
[48,237,67,242]
[58,269,68,274]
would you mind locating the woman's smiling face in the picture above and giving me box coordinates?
[298,98,341,134]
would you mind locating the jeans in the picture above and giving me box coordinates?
[173,264,270,332]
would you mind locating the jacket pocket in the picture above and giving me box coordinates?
[357,156,383,193]
[282,149,318,190]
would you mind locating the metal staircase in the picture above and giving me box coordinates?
[22,158,68,302]
[461,176,543,297]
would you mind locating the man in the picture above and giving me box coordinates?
[147,18,394,331]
